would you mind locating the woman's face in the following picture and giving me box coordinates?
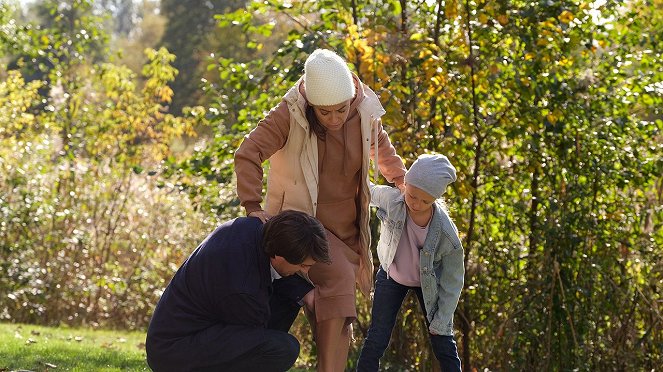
[312,100,352,131]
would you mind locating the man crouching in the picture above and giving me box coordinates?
[146,210,330,372]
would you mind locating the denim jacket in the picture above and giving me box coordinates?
[370,184,464,336]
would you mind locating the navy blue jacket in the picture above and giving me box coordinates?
[146,217,272,364]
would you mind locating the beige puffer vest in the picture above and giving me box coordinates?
[264,78,386,296]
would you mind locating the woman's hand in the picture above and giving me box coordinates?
[248,210,272,223]
[397,182,406,194]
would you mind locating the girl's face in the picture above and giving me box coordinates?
[404,183,435,216]
[312,100,351,131]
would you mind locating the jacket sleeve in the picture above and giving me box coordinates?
[429,238,465,335]
[219,293,270,327]
[370,184,399,210]
[370,119,406,186]
[234,101,291,214]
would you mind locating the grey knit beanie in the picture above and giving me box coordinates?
[304,49,355,106]
[405,153,457,199]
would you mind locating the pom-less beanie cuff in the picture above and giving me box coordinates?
[304,49,355,106]
[405,154,457,199]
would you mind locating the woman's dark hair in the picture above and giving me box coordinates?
[306,104,327,140]
[262,210,331,265]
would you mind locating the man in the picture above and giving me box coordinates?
[146,210,330,372]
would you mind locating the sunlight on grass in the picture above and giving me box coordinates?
[0,322,148,371]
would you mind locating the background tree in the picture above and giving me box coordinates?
[100,0,137,36]
[158,0,246,114]
[109,0,167,74]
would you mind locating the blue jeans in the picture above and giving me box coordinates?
[356,267,461,372]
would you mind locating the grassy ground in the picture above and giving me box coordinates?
[0,322,148,371]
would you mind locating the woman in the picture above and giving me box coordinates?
[234,48,406,371]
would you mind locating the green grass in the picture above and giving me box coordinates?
[0,322,149,371]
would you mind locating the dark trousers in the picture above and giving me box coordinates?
[147,275,313,372]
[147,325,299,372]
[196,330,300,372]
[356,268,461,372]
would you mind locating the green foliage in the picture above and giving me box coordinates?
[12,0,109,84]
[0,0,216,331]
[0,68,213,328]
[450,1,663,370]
[187,0,663,370]
[0,70,43,139]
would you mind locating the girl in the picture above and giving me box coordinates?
[357,153,463,372]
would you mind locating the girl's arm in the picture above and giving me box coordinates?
[369,183,400,209]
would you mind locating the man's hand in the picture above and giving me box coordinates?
[248,210,272,223]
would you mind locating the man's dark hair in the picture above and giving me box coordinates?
[262,210,331,265]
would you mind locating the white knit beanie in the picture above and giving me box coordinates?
[405,153,457,199]
[304,49,355,106]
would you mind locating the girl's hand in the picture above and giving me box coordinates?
[249,210,272,223]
